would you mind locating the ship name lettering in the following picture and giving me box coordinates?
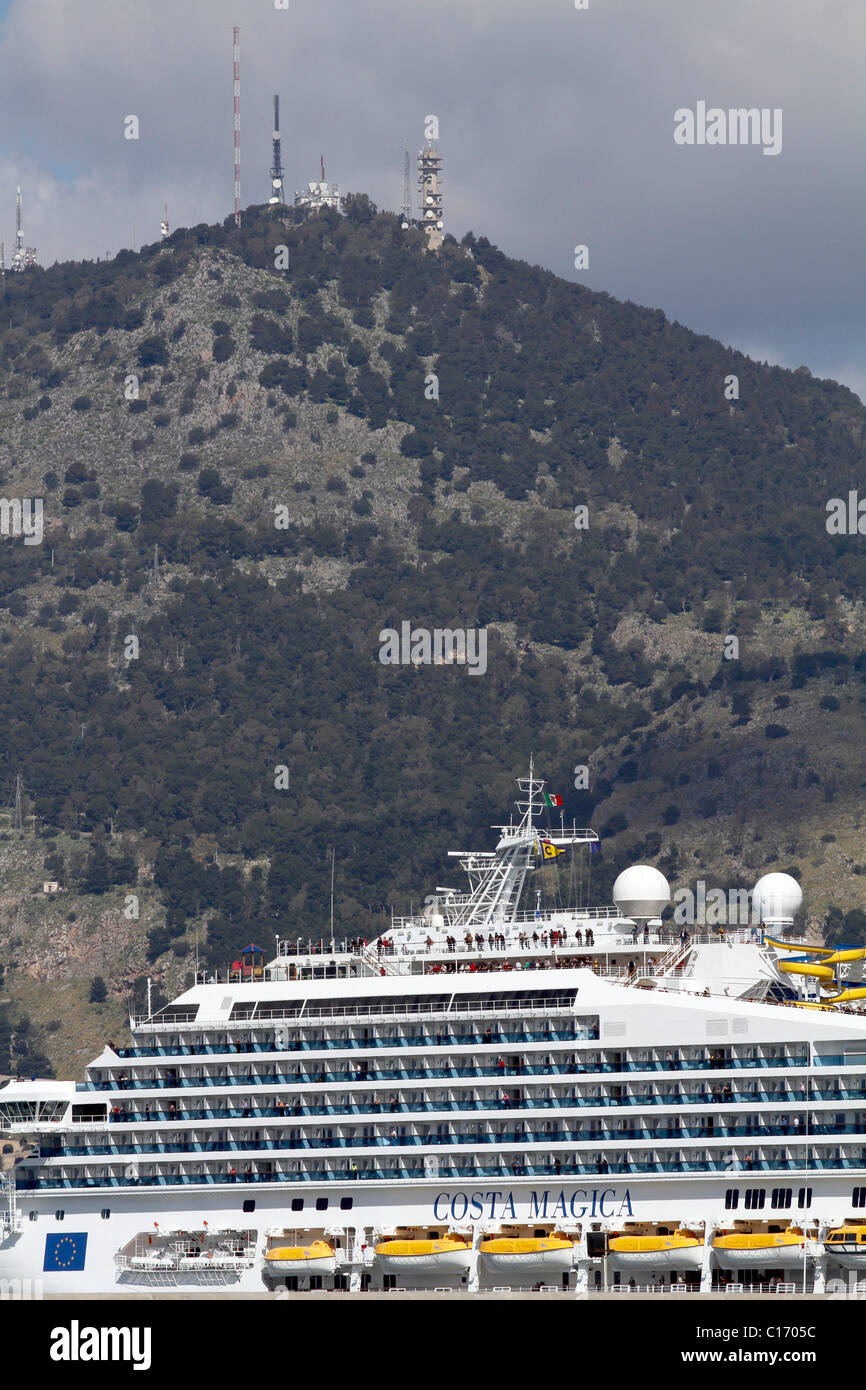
[436,1187,633,1221]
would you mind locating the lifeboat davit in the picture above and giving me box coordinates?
[375,1236,471,1274]
[264,1240,337,1276]
[824,1226,866,1268]
[480,1235,575,1273]
[608,1233,703,1271]
[712,1230,803,1268]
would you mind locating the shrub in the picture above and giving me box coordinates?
[212,334,235,363]
[137,335,168,367]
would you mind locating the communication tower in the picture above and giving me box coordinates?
[232,26,241,226]
[401,146,412,228]
[269,95,285,204]
[417,142,443,248]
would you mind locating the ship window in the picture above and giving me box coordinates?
[853,1187,866,1208]
[100,1208,110,1220]
[154,1004,200,1023]
[291,1198,304,1212]
[744,1189,765,1211]
[771,1188,792,1209]
[28,1211,38,1222]
[724,1189,739,1210]
[340,1197,353,1211]
[797,1188,812,1209]
[315,1198,328,1212]
[55,1211,65,1221]
[243,1200,256,1214]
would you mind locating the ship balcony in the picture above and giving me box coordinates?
[17,1148,866,1191]
[35,1116,866,1160]
[89,1048,814,1076]
[76,1059,823,1097]
[110,1024,599,1060]
[88,1084,866,1123]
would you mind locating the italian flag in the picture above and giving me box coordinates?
[542,792,563,807]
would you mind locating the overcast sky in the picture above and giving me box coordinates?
[1,0,864,398]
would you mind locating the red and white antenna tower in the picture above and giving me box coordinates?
[320,155,325,183]
[233,26,241,226]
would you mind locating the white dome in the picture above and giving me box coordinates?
[428,912,445,930]
[752,872,802,925]
[612,865,671,920]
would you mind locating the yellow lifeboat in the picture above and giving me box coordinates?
[713,1229,803,1268]
[375,1236,471,1274]
[480,1235,575,1273]
[608,1232,703,1271]
[824,1226,866,1268]
[264,1240,336,1276]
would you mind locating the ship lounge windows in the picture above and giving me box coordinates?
[744,1189,766,1211]
[853,1187,866,1208]
[798,1188,812,1209]
[771,1188,792,1210]
[724,1189,739,1210]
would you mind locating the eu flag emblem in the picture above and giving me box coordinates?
[43,1232,88,1271]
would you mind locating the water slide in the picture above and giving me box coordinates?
[768,938,866,1003]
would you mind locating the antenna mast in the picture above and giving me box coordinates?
[401,146,412,228]
[269,94,284,204]
[232,26,241,226]
[320,154,325,183]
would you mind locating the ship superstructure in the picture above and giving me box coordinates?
[3,769,866,1296]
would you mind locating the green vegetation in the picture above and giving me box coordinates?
[0,200,865,1064]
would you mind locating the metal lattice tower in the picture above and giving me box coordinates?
[417,142,443,249]
[269,95,284,204]
[401,146,412,228]
[10,187,37,271]
[232,27,241,226]
[11,187,24,272]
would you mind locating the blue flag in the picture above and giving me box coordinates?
[590,842,601,855]
[43,1232,88,1272]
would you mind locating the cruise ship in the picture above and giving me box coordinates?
[4,766,866,1297]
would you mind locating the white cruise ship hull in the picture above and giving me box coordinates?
[0,1173,862,1293]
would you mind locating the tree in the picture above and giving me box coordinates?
[89,976,107,1003]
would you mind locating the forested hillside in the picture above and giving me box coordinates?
[1,195,866,1074]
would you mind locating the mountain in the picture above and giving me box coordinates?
[1,194,866,1075]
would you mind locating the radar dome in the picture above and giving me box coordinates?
[612,865,671,920]
[752,872,802,925]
